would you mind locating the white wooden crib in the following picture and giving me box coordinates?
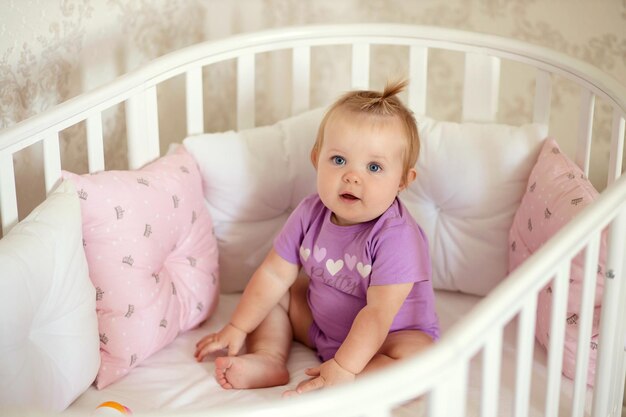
[1,24,625,417]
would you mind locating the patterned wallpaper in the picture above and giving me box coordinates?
[1,0,625,218]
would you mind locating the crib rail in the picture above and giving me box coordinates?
[1,24,626,417]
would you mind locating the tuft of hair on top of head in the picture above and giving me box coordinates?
[378,79,408,103]
[338,79,409,116]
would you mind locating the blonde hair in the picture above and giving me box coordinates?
[311,80,420,181]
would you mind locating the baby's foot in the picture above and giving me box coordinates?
[214,353,289,389]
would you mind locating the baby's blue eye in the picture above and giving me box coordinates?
[368,163,382,173]
[332,156,346,166]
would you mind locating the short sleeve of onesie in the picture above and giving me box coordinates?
[369,219,431,287]
[274,194,317,266]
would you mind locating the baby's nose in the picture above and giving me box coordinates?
[343,171,361,184]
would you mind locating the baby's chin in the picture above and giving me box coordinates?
[330,214,358,226]
[330,211,383,226]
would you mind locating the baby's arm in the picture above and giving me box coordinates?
[293,282,413,393]
[195,248,299,361]
[335,282,413,372]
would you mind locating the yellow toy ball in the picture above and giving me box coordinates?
[92,401,132,416]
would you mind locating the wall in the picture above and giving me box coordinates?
[1,0,625,218]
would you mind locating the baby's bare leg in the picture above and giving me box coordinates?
[215,299,292,389]
[288,274,314,348]
[360,330,433,375]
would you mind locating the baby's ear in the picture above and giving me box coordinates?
[399,168,417,191]
[310,148,319,168]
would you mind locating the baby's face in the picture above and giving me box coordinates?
[316,112,410,226]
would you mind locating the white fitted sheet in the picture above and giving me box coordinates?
[66,291,592,416]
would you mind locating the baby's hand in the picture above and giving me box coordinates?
[283,358,355,396]
[194,323,247,362]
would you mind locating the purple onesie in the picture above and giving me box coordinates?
[274,194,439,361]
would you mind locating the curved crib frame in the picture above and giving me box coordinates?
[1,24,625,417]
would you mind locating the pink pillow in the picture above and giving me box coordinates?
[508,138,605,386]
[63,147,219,389]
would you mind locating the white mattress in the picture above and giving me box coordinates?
[66,291,592,416]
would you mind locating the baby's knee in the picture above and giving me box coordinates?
[288,275,309,307]
[279,273,309,311]
[382,330,433,360]
[278,292,290,311]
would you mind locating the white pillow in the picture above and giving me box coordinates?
[184,108,321,292]
[403,116,547,295]
[185,109,546,296]
[0,180,100,411]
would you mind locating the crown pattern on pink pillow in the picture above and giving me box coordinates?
[63,147,219,389]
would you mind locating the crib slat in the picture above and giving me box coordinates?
[610,277,626,414]
[43,133,62,194]
[86,113,105,172]
[606,215,626,416]
[186,67,205,136]
[514,296,537,417]
[574,89,595,176]
[237,54,255,129]
[351,43,370,90]
[145,85,160,159]
[481,328,503,417]
[429,362,468,417]
[408,45,428,116]
[592,210,626,417]
[607,109,625,185]
[462,53,500,122]
[545,264,570,417]
[571,234,600,417]
[533,69,552,126]
[126,87,160,169]
[0,152,18,235]
[126,93,143,167]
[291,46,311,115]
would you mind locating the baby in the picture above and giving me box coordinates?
[195,80,439,395]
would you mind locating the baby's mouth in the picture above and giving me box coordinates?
[340,193,359,201]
